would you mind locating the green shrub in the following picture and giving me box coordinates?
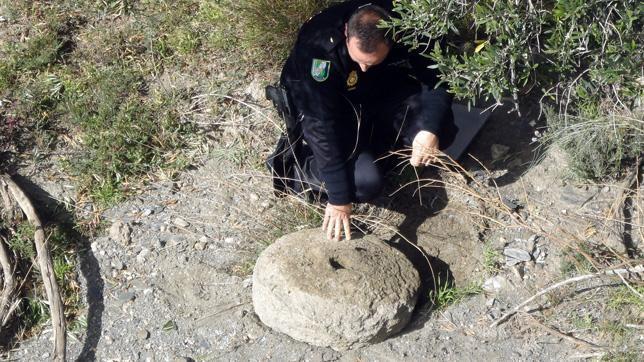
[64,66,194,206]
[387,0,643,179]
[235,0,338,65]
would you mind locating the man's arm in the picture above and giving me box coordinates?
[404,40,455,164]
[290,46,354,240]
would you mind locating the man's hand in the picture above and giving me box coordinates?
[410,130,440,167]
[322,203,352,241]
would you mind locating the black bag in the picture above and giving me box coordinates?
[265,84,326,201]
[265,84,302,197]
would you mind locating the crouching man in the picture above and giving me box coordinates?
[267,0,457,241]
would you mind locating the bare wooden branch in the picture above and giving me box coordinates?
[1,175,66,362]
[0,179,15,220]
[0,236,17,326]
[491,265,644,327]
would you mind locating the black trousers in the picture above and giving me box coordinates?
[291,87,457,204]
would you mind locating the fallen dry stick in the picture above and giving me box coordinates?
[1,175,66,361]
[490,265,644,327]
[0,235,16,326]
[523,313,601,349]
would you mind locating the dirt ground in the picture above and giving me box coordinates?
[4,87,640,361]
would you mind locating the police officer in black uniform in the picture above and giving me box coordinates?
[267,0,457,241]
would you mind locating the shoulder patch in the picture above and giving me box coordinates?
[311,58,331,82]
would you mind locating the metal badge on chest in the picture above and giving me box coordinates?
[346,70,358,90]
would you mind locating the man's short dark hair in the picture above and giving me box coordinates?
[347,4,393,53]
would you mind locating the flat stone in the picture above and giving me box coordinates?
[137,329,150,340]
[117,291,136,303]
[109,221,132,245]
[503,247,532,263]
[252,229,420,351]
[173,218,190,228]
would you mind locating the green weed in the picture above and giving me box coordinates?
[607,285,644,312]
[21,297,50,331]
[62,65,195,206]
[429,279,482,310]
[560,245,594,277]
[570,312,594,330]
[482,242,502,274]
[8,222,37,260]
[601,351,641,362]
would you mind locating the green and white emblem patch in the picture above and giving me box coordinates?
[311,58,330,82]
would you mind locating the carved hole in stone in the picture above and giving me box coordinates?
[328,257,345,270]
[355,247,366,252]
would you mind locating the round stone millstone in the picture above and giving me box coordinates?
[252,229,420,350]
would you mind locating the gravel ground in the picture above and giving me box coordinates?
[5,104,636,361]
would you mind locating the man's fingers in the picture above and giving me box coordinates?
[334,218,341,241]
[410,150,421,167]
[322,211,329,231]
[326,216,334,240]
[343,217,351,241]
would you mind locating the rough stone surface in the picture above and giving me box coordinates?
[252,229,420,351]
[109,220,132,245]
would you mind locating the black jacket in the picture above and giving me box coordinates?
[280,0,453,205]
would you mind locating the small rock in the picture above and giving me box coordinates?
[142,208,154,217]
[155,238,165,249]
[117,291,136,303]
[504,247,532,264]
[533,246,547,264]
[139,352,155,362]
[491,144,510,161]
[167,236,183,247]
[511,264,525,279]
[137,248,150,264]
[109,221,132,245]
[249,193,259,202]
[111,260,125,270]
[242,278,252,289]
[104,335,113,345]
[173,218,190,228]
[199,236,208,243]
[172,358,191,362]
[502,197,520,211]
[193,242,206,251]
[143,288,154,296]
[138,329,150,340]
[601,186,610,193]
[224,237,235,244]
[482,276,509,294]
